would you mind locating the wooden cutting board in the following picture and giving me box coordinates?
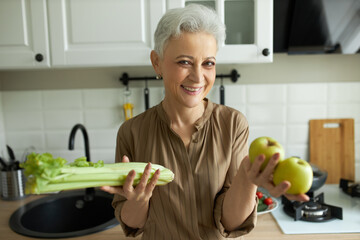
[309,119,355,184]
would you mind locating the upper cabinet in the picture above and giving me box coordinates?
[182,0,273,63]
[0,0,50,68]
[0,0,272,69]
[48,0,166,67]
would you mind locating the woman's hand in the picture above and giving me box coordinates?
[101,155,160,202]
[243,153,309,202]
[101,155,161,229]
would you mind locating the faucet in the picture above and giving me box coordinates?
[68,123,94,201]
[68,123,91,162]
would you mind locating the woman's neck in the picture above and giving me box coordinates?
[162,98,206,127]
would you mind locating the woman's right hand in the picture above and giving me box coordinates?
[101,155,161,202]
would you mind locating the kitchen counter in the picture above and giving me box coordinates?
[1,195,359,240]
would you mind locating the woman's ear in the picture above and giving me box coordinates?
[150,50,161,74]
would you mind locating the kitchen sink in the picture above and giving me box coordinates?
[9,189,118,238]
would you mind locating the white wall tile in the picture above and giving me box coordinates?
[287,105,327,124]
[286,145,309,161]
[6,132,45,150]
[287,83,327,104]
[45,131,84,150]
[88,129,117,149]
[328,104,360,123]
[287,125,309,144]
[83,89,120,108]
[247,84,286,104]
[148,87,164,107]
[225,84,246,105]
[91,149,116,164]
[247,105,286,125]
[3,91,42,111]
[0,93,6,157]
[328,82,360,103]
[248,126,286,145]
[84,109,122,129]
[43,90,82,109]
[44,110,83,130]
[4,111,44,131]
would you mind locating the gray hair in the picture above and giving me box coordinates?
[153,4,226,58]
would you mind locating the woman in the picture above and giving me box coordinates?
[102,4,308,239]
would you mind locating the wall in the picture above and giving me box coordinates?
[0,54,360,181]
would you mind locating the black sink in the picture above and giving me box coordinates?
[9,189,118,238]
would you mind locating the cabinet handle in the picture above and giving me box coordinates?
[35,53,44,62]
[262,48,270,56]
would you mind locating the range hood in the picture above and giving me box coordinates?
[274,0,360,54]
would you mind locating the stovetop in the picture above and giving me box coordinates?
[271,184,360,234]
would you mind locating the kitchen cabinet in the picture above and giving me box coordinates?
[48,0,166,67]
[183,0,273,63]
[0,0,272,69]
[0,0,50,68]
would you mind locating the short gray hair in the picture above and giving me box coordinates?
[154,4,226,58]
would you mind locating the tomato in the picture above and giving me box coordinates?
[256,191,263,199]
[264,197,273,206]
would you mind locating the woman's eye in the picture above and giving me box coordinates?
[178,60,191,65]
[204,61,215,67]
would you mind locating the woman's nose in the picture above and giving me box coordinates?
[190,66,204,83]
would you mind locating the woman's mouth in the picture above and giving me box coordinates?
[181,85,203,95]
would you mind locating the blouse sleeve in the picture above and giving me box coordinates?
[213,112,258,238]
[111,124,144,237]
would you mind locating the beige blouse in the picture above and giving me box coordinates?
[112,99,257,239]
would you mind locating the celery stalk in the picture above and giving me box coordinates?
[21,153,174,194]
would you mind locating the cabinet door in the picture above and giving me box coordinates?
[48,0,165,67]
[0,0,50,69]
[183,0,273,63]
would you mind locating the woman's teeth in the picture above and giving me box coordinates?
[182,86,201,92]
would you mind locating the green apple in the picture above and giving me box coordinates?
[249,136,285,171]
[273,157,313,195]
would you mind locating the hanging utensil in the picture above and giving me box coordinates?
[220,77,225,105]
[123,85,134,120]
[144,79,150,110]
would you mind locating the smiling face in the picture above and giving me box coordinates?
[151,31,217,110]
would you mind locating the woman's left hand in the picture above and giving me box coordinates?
[243,153,309,202]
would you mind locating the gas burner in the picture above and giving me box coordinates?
[339,178,360,197]
[282,193,343,222]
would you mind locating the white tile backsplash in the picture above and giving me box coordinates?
[247,105,286,125]
[287,105,327,124]
[4,111,44,131]
[247,84,286,104]
[3,91,42,111]
[328,82,360,103]
[287,83,327,104]
[44,110,83,130]
[43,90,83,109]
[1,82,360,181]
[83,89,121,108]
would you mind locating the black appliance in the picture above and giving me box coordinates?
[281,163,343,222]
[274,0,360,54]
[340,178,360,197]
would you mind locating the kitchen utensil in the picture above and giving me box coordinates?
[123,87,133,120]
[144,80,149,110]
[220,77,225,105]
[309,119,355,184]
[6,145,16,165]
[1,169,26,201]
[308,163,328,193]
[0,157,9,170]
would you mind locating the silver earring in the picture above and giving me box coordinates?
[156,74,162,80]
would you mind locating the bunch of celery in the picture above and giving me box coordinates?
[21,153,174,194]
